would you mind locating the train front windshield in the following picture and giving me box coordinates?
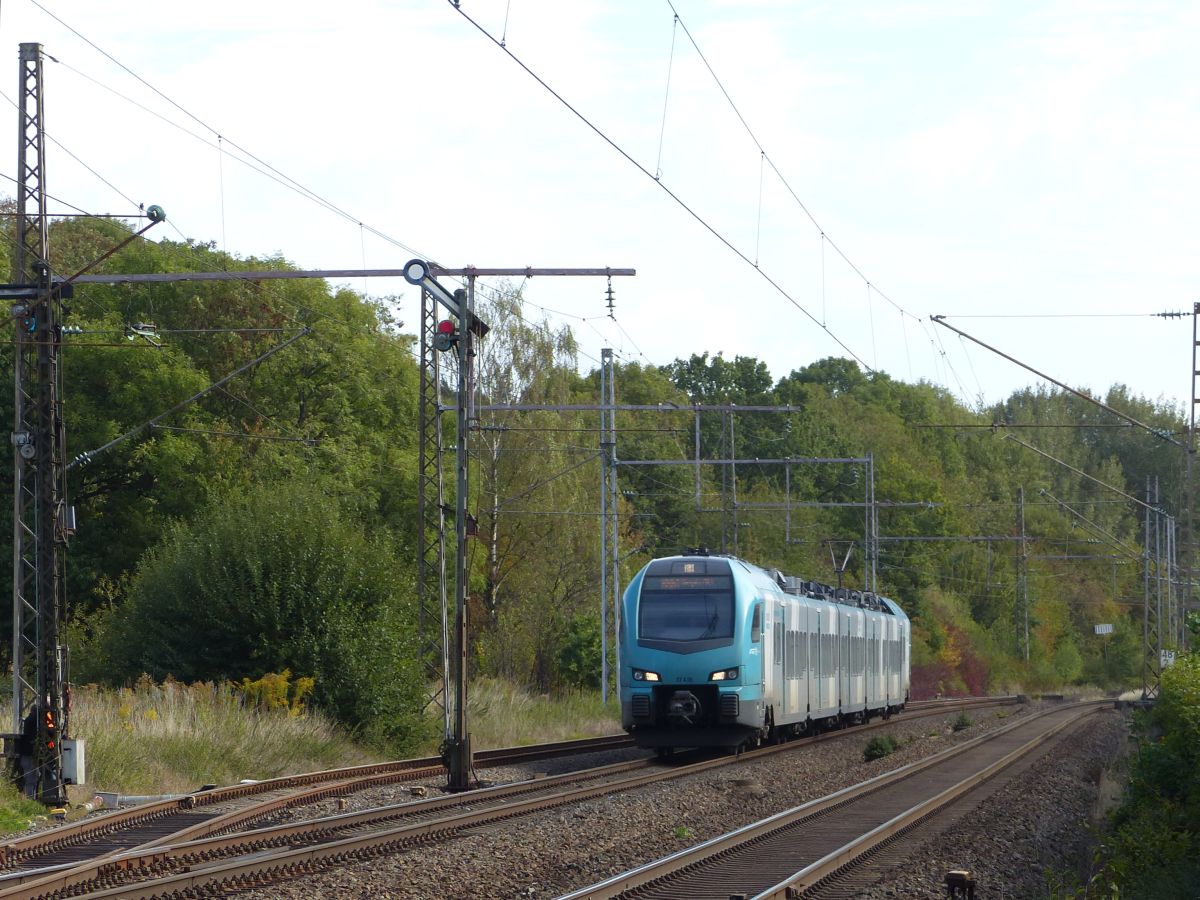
[639,574,734,641]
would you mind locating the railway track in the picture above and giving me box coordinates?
[560,700,1109,899]
[0,733,633,878]
[0,697,1013,898]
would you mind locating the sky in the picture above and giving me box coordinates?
[0,0,1197,414]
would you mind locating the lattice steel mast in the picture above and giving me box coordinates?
[9,43,67,804]
[409,265,632,790]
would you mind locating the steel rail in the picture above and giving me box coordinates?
[0,756,660,899]
[559,700,1107,899]
[0,699,1015,899]
[0,733,633,869]
[0,705,977,868]
[759,705,1103,898]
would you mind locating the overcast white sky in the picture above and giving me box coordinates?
[0,0,1196,412]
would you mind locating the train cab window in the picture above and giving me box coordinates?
[751,603,762,643]
[640,573,735,642]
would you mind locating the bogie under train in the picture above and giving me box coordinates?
[620,552,910,752]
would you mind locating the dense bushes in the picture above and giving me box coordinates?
[1092,654,1200,896]
[99,481,431,753]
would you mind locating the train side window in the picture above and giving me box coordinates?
[751,604,762,643]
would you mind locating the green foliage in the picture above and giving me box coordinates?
[468,285,607,693]
[0,210,1177,755]
[104,481,429,753]
[1090,655,1200,896]
[19,220,420,625]
[557,614,603,690]
[0,783,49,834]
[952,712,973,732]
[864,734,902,761]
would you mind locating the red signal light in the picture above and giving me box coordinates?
[433,320,458,353]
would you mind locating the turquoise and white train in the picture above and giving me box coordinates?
[619,551,910,752]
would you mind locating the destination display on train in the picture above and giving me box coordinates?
[643,575,731,591]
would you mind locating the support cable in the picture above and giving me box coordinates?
[654,14,678,181]
[1005,433,1164,514]
[28,3,431,260]
[932,315,1183,447]
[446,0,872,370]
[1038,488,1142,559]
[67,328,310,469]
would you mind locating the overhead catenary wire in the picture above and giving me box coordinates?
[939,312,1185,319]
[446,1,873,372]
[29,1,433,263]
[661,2,922,325]
[931,323,971,400]
[911,422,1138,429]
[933,316,1184,447]
[0,86,139,209]
[24,6,818,385]
[0,187,330,360]
[36,43,639,375]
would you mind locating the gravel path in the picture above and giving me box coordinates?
[227,701,1127,899]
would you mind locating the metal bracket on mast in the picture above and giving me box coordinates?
[407,263,633,791]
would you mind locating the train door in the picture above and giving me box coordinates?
[868,619,878,710]
[839,609,849,712]
[817,608,826,715]
[821,603,837,717]
[869,617,879,711]
[761,597,779,711]
[784,599,799,721]
[880,620,888,706]
[801,600,813,719]
[888,619,897,710]
[885,616,895,704]
[777,602,787,724]
[814,605,827,717]
[850,610,865,715]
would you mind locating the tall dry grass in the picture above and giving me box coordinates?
[460,677,621,750]
[0,676,620,807]
[59,677,378,794]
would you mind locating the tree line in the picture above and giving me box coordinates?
[0,213,1186,752]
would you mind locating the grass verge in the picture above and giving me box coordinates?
[0,676,622,835]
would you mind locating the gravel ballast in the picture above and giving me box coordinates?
[232,702,1128,899]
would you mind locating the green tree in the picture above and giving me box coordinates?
[1095,654,1200,896]
[103,481,428,751]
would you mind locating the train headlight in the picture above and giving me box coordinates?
[632,669,661,682]
[709,667,739,681]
